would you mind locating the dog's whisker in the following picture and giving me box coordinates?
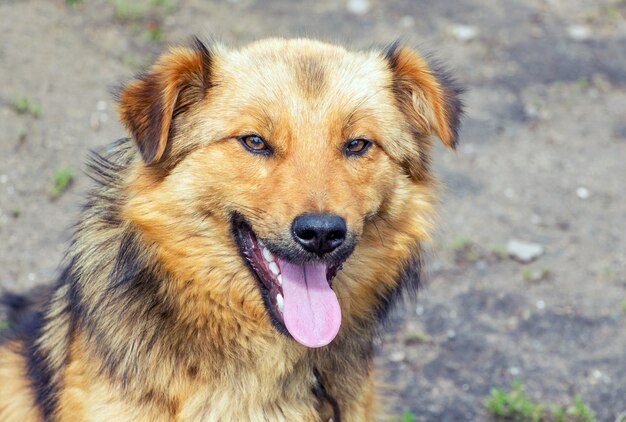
[371,220,386,247]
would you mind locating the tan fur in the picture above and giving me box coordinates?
[0,38,462,421]
[0,342,43,421]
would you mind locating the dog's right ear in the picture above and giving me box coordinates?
[117,38,213,165]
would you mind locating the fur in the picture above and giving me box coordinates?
[0,37,463,421]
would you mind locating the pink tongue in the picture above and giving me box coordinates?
[277,259,342,348]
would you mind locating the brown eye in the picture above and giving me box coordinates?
[344,138,372,156]
[238,135,271,155]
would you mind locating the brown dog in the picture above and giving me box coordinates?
[0,38,462,421]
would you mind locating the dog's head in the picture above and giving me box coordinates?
[119,38,462,348]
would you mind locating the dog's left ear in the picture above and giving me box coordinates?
[118,38,213,165]
[385,42,464,149]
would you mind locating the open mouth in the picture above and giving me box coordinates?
[232,217,346,348]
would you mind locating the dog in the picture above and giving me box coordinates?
[0,37,462,421]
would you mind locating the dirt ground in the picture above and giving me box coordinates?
[1,0,625,420]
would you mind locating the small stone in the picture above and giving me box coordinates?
[446,329,456,339]
[400,16,414,28]
[462,384,470,391]
[96,100,107,111]
[389,350,406,362]
[449,24,478,42]
[524,104,539,119]
[536,300,545,310]
[27,273,36,282]
[0,175,8,184]
[346,0,370,15]
[576,187,590,199]
[416,305,424,316]
[427,404,440,414]
[591,369,610,383]
[567,25,592,42]
[510,367,521,376]
[507,239,544,263]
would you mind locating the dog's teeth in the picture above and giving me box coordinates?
[277,274,283,285]
[269,262,280,276]
[262,247,274,262]
[276,293,284,312]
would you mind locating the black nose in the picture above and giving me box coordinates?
[291,213,347,256]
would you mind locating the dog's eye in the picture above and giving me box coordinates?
[238,135,271,155]
[344,139,372,156]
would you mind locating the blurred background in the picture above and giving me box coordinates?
[1,0,625,420]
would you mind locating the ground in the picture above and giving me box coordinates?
[0,1,625,421]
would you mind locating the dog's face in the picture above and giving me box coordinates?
[119,38,461,348]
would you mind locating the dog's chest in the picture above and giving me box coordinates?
[177,385,321,421]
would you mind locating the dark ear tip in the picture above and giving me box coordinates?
[110,84,123,103]
[192,36,209,54]
[383,40,402,63]
[431,63,465,148]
